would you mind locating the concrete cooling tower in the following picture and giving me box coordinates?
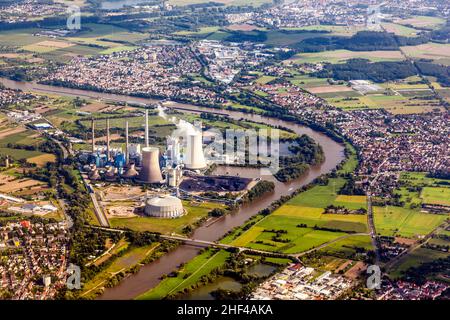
[144,195,184,218]
[139,147,163,183]
[185,132,207,170]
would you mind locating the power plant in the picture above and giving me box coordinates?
[80,106,252,221]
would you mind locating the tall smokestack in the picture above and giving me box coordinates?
[145,109,149,147]
[106,118,110,161]
[125,121,129,165]
[91,118,95,153]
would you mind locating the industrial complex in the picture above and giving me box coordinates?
[79,107,252,222]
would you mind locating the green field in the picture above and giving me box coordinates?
[0,129,47,160]
[287,49,404,64]
[109,201,226,235]
[318,235,373,256]
[382,23,419,37]
[168,0,272,7]
[388,247,449,279]
[394,15,446,30]
[227,178,369,254]
[80,242,159,298]
[373,206,446,238]
[327,92,444,114]
[421,187,450,206]
[137,249,231,300]
[399,172,450,187]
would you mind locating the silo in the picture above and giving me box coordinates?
[185,132,206,170]
[139,147,163,183]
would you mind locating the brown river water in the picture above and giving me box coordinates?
[0,78,345,299]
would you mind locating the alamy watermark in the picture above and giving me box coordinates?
[67,5,81,30]
[366,265,381,290]
[66,263,81,290]
[169,124,280,177]
[367,5,382,30]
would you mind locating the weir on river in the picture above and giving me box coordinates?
[0,78,345,299]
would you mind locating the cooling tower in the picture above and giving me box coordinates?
[185,132,206,170]
[139,147,163,183]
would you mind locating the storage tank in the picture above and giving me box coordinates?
[144,195,184,218]
[139,147,163,183]
[185,132,206,170]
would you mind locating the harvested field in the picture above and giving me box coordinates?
[395,237,416,246]
[0,174,45,193]
[27,154,56,166]
[334,260,352,273]
[227,24,260,31]
[34,40,74,49]
[0,127,26,139]
[401,43,450,65]
[79,102,109,112]
[344,261,367,280]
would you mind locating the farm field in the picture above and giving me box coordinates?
[109,201,226,234]
[388,247,449,279]
[399,172,450,187]
[289,75,332,88]
[80,242,159,298]
[283,25,365,37]
[421,187,450,206]
[373,206,447,238]
[317,234,373,257]
[137,249,231,300]
[0,128,51,162]
[227,178,369,254]
[393,15,446,30]
[381,23,419,37]
[168,0,272,7]
[0,172,46,194]
[401,43,450,66]
[0,24,144,64]
[326,92,444,114]
[286,49,404,64]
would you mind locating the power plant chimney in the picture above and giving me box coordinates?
[144,109,149,148]
[185,131,207,170]
[139,147,163,183]
[125,121,129,165]
[106,118,110,161]
[91,118,95,153]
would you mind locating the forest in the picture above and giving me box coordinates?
[313,59,417,83]
[292,31,428,52]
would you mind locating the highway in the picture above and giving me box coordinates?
[89,191,110,227]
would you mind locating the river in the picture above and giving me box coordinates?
[0,78,345,299]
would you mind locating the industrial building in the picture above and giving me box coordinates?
[144,195,185,218]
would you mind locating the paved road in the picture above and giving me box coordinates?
[367,194,381,265]
[90,192,110,227]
